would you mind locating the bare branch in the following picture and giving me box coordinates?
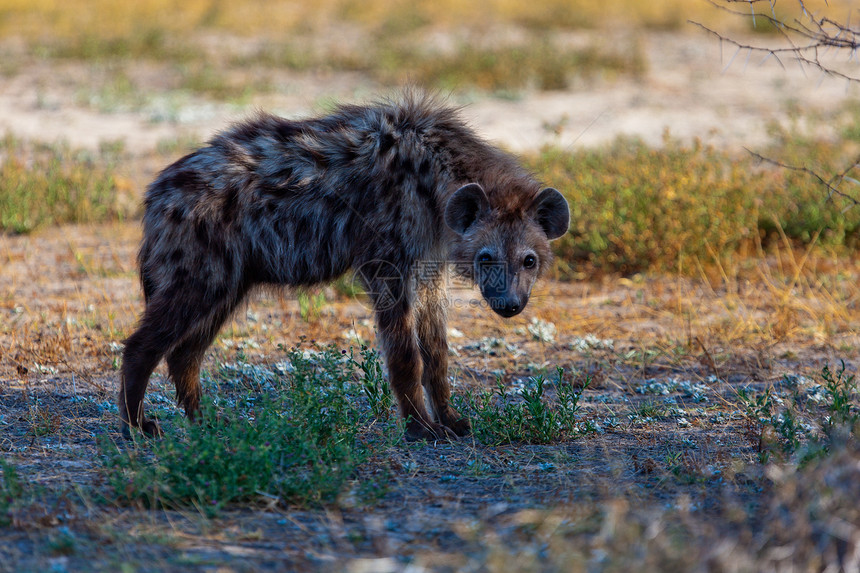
[692,0,860,82]
[745,148,860,209]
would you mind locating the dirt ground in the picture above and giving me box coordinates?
[1,22,860,573]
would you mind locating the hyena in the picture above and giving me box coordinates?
[119,92,569,441]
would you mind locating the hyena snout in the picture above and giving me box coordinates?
[490,295,525,318]
[479,273,530,317]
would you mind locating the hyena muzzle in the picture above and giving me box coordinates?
[119,92,570,441]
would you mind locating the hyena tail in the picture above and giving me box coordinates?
[140,270,156,305]
[138,242,156,304]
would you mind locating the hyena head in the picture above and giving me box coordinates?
[445,182,570,318]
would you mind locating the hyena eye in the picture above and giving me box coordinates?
[477,252,493,264]
[523,254,537,269]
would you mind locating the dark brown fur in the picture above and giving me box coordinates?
[119,91,569,441]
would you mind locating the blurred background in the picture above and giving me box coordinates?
[0,0,855,149]
[0,0,858,271]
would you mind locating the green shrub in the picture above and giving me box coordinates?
[529,135,860,275]
[531,138,763,275]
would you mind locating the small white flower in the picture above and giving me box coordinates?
[341,328,365,344]
[527,317,556,343]
[34,363,58,375]
[570,334,614,351]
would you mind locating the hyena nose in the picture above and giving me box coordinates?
[495,296,523,318]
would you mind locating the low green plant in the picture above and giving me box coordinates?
[351,346,392,419]
[297,289,328,322]
[460,367,591,445]
[738,363,859,464]
[101,345,394,514]
[820,361,858,431]
[631,399,667,421]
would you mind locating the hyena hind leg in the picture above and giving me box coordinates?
[165,335,214,421]
[164,295,244,420]
[119,290,242,438]
[119,317,174,438]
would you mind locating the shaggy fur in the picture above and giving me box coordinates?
[119,91,569,441]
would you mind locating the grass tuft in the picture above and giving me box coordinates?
[738,362,859,464]
[0,136,124,234]
[0,460,23,527]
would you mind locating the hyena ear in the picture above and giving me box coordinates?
[445,183,490,235]
[531,187,570,240]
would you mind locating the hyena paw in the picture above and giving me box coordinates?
[405,419,459,442]
[121,418,163,440]
[438,407,472,437]
[142,418,164,437]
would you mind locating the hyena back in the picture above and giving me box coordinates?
[120,92,569,441]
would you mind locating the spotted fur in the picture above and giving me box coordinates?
[119,91,570,441]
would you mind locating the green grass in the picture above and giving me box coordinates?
[100,350,597,513]
[0,136,123,234]
[100,345,396,513]
[230,33,645,95]
[42,27,196,63]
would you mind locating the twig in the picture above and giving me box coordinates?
[691,0,860,83]
[745,148,860,209]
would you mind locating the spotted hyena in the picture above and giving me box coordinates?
[119,91,570,441]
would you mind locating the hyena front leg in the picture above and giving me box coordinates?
[364,265,457,441]
[415,277,471,437]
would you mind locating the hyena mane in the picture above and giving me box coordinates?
[120,90,570,441]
